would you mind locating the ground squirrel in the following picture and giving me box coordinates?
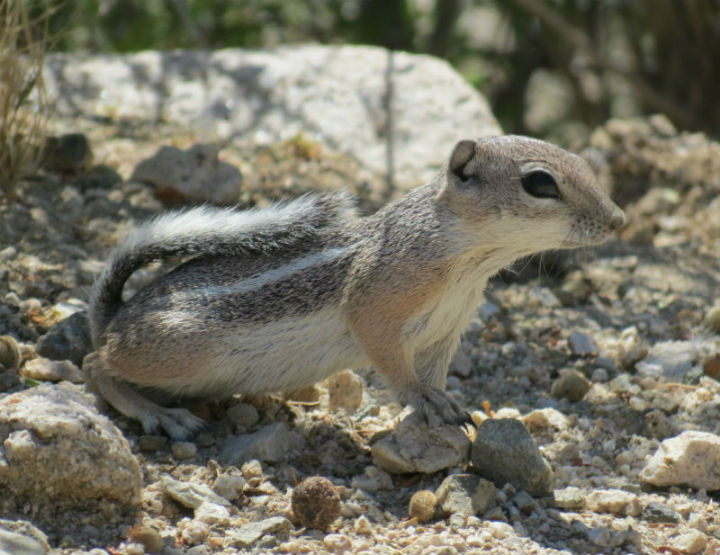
[85,135,626,439]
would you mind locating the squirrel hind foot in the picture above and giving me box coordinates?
[85,353,206,440]
[403,385,474,429]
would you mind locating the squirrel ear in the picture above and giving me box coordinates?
[448,139,477,181]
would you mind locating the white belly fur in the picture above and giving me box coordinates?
[181,307,367,396]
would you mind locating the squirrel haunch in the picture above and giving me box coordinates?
[85,135,625,439]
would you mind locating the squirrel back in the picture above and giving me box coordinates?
[88,194,356,345]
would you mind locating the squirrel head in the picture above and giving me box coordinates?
[437,135,626,253]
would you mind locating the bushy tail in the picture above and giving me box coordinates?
[89,194,356,345]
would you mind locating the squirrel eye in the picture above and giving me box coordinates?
[521,171,560,199]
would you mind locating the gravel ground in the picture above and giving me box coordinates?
[1,115,720,555]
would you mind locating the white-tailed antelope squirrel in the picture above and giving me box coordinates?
[85,135,626,439]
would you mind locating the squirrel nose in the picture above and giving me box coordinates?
[609,208,626,231]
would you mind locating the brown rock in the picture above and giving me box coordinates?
[291,476,341,530]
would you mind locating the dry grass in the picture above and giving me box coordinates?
[0,0,52,192]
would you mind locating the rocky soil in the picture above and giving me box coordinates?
[2,48,720,555]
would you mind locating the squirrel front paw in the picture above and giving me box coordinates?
[398,385,473,428]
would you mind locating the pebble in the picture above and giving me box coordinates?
[670,530,708,555]
[591,367,609,382]
[326,369,364,414]
[435,474,496,517]
[641,431,720,490]
[230,516,290,548]
[353,516,373,535]
[408,490,437,522]
[43,133,93,173]
[291,476,341,530]
[371,412,470,474]
[20,358,85,383]
[644,409,679,439]
[550,369,591,402]
[212,470,247,501]
[128,525,164,553]
[171,441,197,460]
[159,475,230,509]
[194,501,230,526]
[131,144,243,205]
[478,301,501,320]
[323,533,352,554]
[642,501,681,523]
[512,490,538,514]
[568,331,598,356]
[125,542,145,555]
[705,303,720,333]
[219,422,304,465]
[553,487,585,510]
[635,340,697,381]
[585,489,641,516]
[471,418,553,496]
[521,408,569,432]
[0,525,49,555]
[0,335,21,369]
[702,353,720,379]
[35,312,92,366]
[226,403,260,429]
[178,520,209,546]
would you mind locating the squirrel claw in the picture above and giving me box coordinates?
[404,386,472,429]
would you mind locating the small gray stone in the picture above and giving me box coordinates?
[635,341,698,381]
[160,475,230,509]
[642,501,681,523]
[471,418,554,497]
[42,133,93,174]
[435,474,495,517]
[131,144,243,205]
[372,413,470,474]
[74,164,123,190]
[35,312,92,366]
[512,490,539,514]
[705,304,720,333]
[171,441,198,460]
[644,409,679,440]
[550,370,591,402]
[219,422,304,465]
[230,516,290,548]
[226,403,260,429]
[568,331,598,356]
[212,471,247,502]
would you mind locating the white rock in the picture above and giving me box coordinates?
[160,475,230,509]
[45,46,500,192]
[0,383,141,514]
[435,474,495,516]
[212,470,247,501]
[230,516,290,548]
[640,431,720,490]
[371,413,470,474]
[585,489,641,516]
[0,519,49,555]
[635,341,698,380]
[521,408,569,432]
[20,358,85,383]
[671,530,708,554]
[194,501,230,526]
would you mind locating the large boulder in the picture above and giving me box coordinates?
[44,45,501,191]
[0,383,142,517]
